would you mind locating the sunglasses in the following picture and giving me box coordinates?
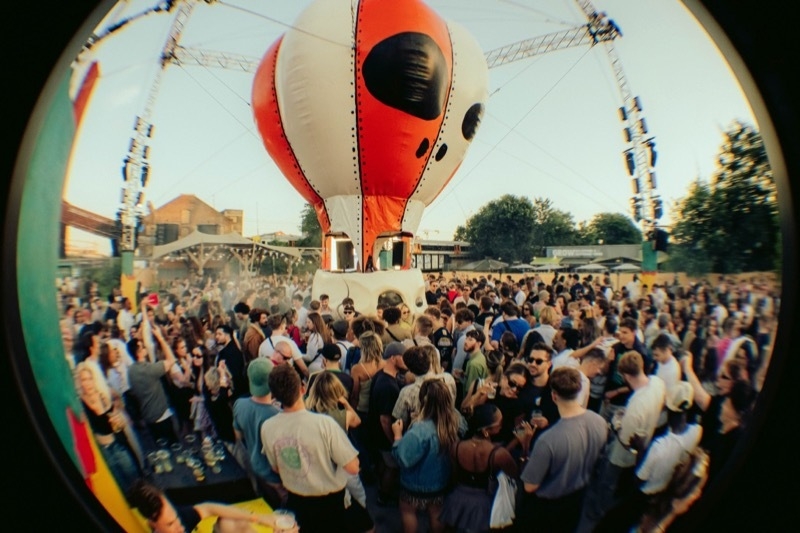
[508,381,523,390]
[528,358,549,365]
[278,351,293,361]
[193,354,203,359]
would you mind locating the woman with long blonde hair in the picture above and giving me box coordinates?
[419,344,457,406]
[349,330,385,412]
[306,371,361,432]
[75,362,142,494]
[392,379,464,533]
[305,371,375,531]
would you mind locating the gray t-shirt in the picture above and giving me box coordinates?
[128,361,171,423]
[261,409,357,496]
[521,410,608,499]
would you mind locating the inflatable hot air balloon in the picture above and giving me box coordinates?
[252,0,488,273]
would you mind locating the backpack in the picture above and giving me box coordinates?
[640,446,710,530]
[343,346,361,374]
[433,327,454,370]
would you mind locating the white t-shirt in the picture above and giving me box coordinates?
[655,356,682,392]
[514,291,527,307]
[261,409,358,496]
[577,370,591,409]
[636,424,703,494]
[552,349,579,370]
[609,375,666,468]
[258,335,303,361]
[294,305,309,332]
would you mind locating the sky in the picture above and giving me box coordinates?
[62,0,757,254]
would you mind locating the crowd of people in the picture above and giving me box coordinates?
[56,267,778,532]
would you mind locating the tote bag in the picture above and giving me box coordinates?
[489,470,517,529]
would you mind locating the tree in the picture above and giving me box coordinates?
[668,122,778,274]
[297,203,322,248]
[578,213,642,245]
[529,198,580,255]
[458,195,579,263]
[664,180,715,276]
[459,194,537,263]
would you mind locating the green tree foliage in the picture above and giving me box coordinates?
[82,258,121,299]
[297,203,322,248]
[578,213,642,245]
[459,194,536,262]
[668,122,778,274]
[530,198,580,255]
[458,195,578,262]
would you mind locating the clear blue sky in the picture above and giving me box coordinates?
[64,0,757,253]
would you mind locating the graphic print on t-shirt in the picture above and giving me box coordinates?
[274,436,311,476]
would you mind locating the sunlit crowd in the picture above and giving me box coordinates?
[56,268,777,532]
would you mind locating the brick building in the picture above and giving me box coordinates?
[139,194,243,258]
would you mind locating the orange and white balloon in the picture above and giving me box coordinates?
[252,0,488,271]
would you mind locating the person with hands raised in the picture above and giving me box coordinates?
[680,349,750,450]
[127,304,181,446]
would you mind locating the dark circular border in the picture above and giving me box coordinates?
[2,1,797,531]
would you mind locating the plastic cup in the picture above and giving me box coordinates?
[156,449,173,472]
[170,442,182,460]
[147,452,163,474]
[212,443,226,461]
[273,509,296,530]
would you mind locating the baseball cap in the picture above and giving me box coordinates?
[320,343,342,362]
[383,341,406,360]
[665,381,694,412]
[247,358,274,397]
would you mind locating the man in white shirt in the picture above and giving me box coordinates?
[651,334,682,392]
[551,327,580,370]
[513,282,527,307]
[636,381,702,496]
[261,364,359,532]
[117,297,136,341]
[625,274,641,302]
[578,350,665,532]
[452,284,477,307]
[258,314,309,379]
[291,293,309,334]
[577,348,607,410]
